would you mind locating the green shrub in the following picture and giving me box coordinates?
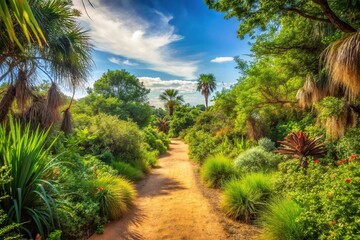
[336,127,360,159]
[0,119,60,238]
[185,129,217,163]
[46,230,62,240]
[143,127,169,154]
[0,167,21,239]
[111,161,144,181]
[75,113,144,162]
[200,154,238,188]
[259,198,305,240]
[235,147,282,173]
[274,160,360,239]
[257,138,275,151]
[141,150,158,168]
[94,176,136,220]
[155,139,167,155]
[221,173,273,223]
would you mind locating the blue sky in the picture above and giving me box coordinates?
[72,0,252,107]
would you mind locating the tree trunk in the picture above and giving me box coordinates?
[169,106,174,116]
[312,0,356,33]
[205,94,209,110]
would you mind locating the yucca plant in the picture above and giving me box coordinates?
[0,117,60,238]
[274,131,325,168]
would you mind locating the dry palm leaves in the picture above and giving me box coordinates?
[274,131,325,168]
[60,108,72,134]
[322,31,360,99]
[0,85,16,122]
[44,82,63,127]
[15,69,31,112]
[24,94,47,126]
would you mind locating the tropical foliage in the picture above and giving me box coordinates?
[159,89,184,116]
[197,74,217,109]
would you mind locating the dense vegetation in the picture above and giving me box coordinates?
[189,0,360,239]
[1,0,360,239]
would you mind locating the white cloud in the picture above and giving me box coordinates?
[108,57,138,66]
[73,0,198,79]
[210,57,234,63]
[138,76,202,107]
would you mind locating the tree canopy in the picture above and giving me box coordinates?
[92,70,150,103]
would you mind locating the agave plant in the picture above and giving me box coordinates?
[274,131,325,168]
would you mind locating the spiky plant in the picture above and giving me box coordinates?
[0,117,60,238]
[157,118,169,133]
[274,131,325,168]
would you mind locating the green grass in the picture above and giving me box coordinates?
[221,173,273,223]
[200,154,238,188]
[111,161,144,181]
[259,198,305,240]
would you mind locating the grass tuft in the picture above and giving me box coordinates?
[201,154,238,188]
[259,198,304,240]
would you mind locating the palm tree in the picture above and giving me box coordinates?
[159,89,184,116]
[197,74,217,110]
[0,0,93,129]
[0,0,46,52]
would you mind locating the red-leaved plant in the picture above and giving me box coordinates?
[274,131,326,168]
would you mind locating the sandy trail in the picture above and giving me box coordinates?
[90,139,227,240]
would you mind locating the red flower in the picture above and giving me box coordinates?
[349,154,356,159]
[98,186,103,191]
[341,159,347,163]
[93,167,97,171]
[345,178,351,183]
[326,193,331,197]
[314,159,320,164]
[336,161,342,165]
[93,173,97,177]
[330,221,335,225]
[53,168,60,175]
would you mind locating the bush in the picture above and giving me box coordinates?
[143,127,169,154]
[74,113,144,162]
[274,159,360,239]
[235,147,282,173]
[259,198,305,240]
[200,154,238,188]
[111,161,144,181]
[221,173,273,223]
[257,137,275,151]
[336,127,360,159]
[185,129,217,163]
[94,176,136,220]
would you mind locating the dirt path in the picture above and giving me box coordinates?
[90,139,227,240]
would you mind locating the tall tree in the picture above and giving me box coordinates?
[93,70,149,103]
[159,89,184,116]
[197,74,217,110]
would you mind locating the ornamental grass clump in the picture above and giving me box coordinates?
[200,154,238,188]
[221,173,273,223]
[94,176,136,220]
[259,198,305,240]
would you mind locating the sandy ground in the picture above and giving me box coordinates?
[89,139,227,240]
